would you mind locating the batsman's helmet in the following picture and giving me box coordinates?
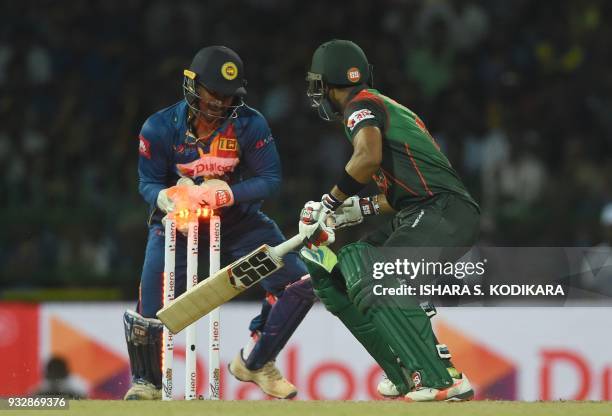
[306,39,373,121]
[183,46,247,119]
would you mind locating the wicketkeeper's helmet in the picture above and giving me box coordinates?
[183,46,247,119]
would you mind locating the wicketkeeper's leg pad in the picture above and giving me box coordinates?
[338,243,453,389]
[123,310,163,388]
[300,246,410,395]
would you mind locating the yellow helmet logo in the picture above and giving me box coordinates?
[221,62,238,80]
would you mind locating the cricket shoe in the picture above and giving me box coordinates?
[228,350,297,399]
[377,375,401,398]
[123,380,161,400]
[404,374,474,402]
[377,365,463,398]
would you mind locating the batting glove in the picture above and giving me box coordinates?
[321,193,343,212]
[332,196,380,229]
[299,203,335,247]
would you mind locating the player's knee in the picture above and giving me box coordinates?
[312,271,353,315]
[282,276,316,303]
[124,310,163,340]
[338,242,380,313]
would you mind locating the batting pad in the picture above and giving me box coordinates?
[338,242,453,389]
[301,247,410,395]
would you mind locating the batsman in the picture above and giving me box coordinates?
[298,39,480,401]
[123,46,314,400]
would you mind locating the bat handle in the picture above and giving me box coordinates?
[272,234,305,259]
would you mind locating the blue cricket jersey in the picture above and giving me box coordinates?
[137,101,281,229]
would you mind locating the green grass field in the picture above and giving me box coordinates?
[5,400,611,416]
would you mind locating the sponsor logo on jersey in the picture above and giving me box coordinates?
[347,67,361,83]
[139,135,151,159]
[255,135,274,149]
[347,108,375,131]
[176,123,241,179]
[372,169,390,195]
[176,156,239,178]
[218,137,237,151]
[214,124,240,158]
[221,62,238,80]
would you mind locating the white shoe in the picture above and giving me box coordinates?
[123,380,161,400]
[377,375,401,397]
[228,351,297,399]
[404,374,474,402]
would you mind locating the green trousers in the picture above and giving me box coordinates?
[363,193,480,250]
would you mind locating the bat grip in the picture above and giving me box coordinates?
[272,234,305,259]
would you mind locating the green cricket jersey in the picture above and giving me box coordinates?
[343,87,478,212]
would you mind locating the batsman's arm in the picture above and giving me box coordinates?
[374,193,395,214]
[344,126,383,183]
[329,125,383,202]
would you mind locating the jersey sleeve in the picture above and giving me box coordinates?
[344,95,387,141]
[138,114,172,207]
[230,113,281,203]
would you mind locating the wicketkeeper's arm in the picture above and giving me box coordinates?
[138,116,173,207]
[230,117,282,203]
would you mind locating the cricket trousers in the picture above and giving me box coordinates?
[361,192,480,306]
[362,192,480,252]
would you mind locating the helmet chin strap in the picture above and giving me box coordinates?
[188,103,244,142]
[307,74,342,122]
[183,77,244,121]
[189,98,243,121]
[318,95,342,122]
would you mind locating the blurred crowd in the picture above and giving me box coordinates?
[2,0,612,296]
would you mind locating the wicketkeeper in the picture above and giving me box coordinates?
[297,39,480,402]
[124,46,313,400]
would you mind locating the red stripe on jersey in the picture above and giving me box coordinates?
[354,90,385,106]
[349,90,389,132]
[380,167,420,196]
[414,116,441,151]
[405,143,433,197]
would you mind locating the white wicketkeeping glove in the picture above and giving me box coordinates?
[157,177,195,213]
[198,179,234,209]
[159,177,196,235]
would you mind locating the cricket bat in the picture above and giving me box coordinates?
[157,234,304,334]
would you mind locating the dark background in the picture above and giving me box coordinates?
[2,0,612,300]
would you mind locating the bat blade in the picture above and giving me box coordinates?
[157,244,284,333]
